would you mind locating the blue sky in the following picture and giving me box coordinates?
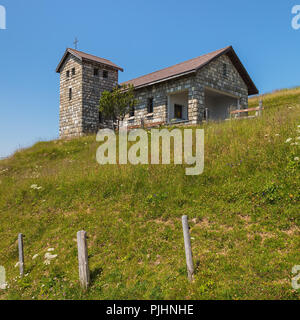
[0,0,299,157]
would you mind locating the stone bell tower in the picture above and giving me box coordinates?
[56,48,123,138]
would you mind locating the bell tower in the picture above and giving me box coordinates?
[56,48,123,138]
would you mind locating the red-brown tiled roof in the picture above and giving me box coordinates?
[121,46,258,95]
[56,48,124,73]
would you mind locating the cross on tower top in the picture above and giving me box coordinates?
[73,37,79,50]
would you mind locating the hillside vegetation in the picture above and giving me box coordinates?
[0,87,299,300]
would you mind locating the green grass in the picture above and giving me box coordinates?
[0,87,299,300]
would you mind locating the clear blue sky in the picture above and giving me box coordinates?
[0,0,299,157]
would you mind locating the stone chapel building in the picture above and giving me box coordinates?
[56,46,258,138]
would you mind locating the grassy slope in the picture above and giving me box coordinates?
[0,88,299,300]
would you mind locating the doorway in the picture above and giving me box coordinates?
[205,88,238,121]
[168,90,188,122]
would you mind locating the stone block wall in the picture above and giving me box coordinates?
[123,75,197,127]
[82,61,118,133]
[59,52,250,137]
[122,54,248,127]
[196,54,249,118]
[59,55,83,138]
[59,56,119,138]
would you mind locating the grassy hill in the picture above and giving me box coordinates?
[0,88,299,300]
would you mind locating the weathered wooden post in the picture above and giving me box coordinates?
[0,266,6,289]
[258,99,263,117]
[18,233,24,277]
[237,100,241,118]
[182,216,194,281]
[77,230,90,290]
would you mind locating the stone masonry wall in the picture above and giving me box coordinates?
[59,55,83,138]
[195,54,249,120]
[123,75,198,127]
[123,54,249,127]
[59,56,119,138]
[82,61,118,133]
[59,52,250,137]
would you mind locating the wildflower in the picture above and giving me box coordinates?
[14,262,20,268]
[47,248,55,252]
[0,283,8,290]
[294,157,299,161]
[45,253,57,259]
[44,252,57,265]
[30,184,42,190]
[285,138,292,143]
[32,254,39,260]
[275,134,280,136]
[44,252,57,260]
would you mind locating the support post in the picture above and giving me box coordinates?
[166,95,170,124]
[77,230,90,290]
[18,233,24,277]
[182,216,194,281]
[205,108,209,122]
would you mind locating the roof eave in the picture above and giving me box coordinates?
[56,49,82,73]
[127,69,196,90]
[81,57,124,72]
[56,48,124,73]
[194,46,258,96]
[225,47,259,96]
[194,46,232,73]
[123,46,258,96]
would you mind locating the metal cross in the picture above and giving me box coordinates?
[73,37,79,50]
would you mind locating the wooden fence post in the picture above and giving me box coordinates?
[77,230,90,290]
[258,99,263,117]
[182,216,194,281]
[18,233,24,277]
